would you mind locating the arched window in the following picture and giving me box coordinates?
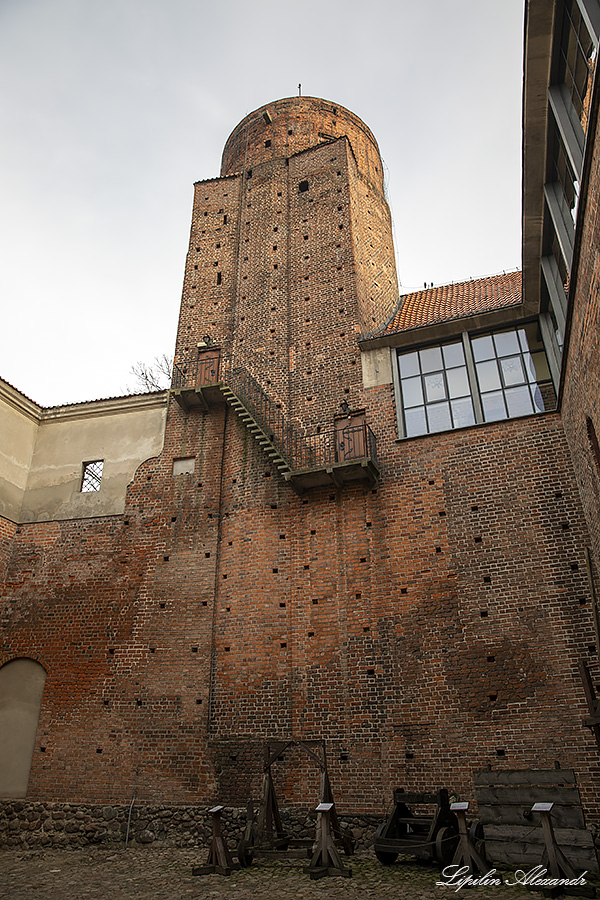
[0,658,46,798]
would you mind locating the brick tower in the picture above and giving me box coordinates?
[174,96,399,430]
[164,96,401,805]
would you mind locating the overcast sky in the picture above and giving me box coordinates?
[0,0,524,406]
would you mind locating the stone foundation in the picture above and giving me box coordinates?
[0,801,383,851]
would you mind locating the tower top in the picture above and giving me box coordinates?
[220,96,384,191]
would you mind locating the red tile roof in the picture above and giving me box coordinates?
[380,270,522,335]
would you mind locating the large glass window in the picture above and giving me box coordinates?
[558,0,596,132]
[397,325,557,438]
[558,0,596,134]
[399,341,475,438]
[548,117,579,226]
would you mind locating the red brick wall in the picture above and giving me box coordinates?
[561,102,600,584]
[174,174,241,377]
[1,397,598,815]
[0,515,17,582]
[1,97,599,824]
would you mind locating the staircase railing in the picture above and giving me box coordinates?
[227,366,297,465]
[171,357,377,472]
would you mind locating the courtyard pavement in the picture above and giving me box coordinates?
[1,846,591,900]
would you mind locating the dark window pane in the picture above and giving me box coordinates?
[472,335,495,362]
[424,371,446,403]
[402,376,424,407]
[451,397,475,428]
[526,351,551,383]
[442,342,465,368]
[420,346,443,373]
[535,352,552,382]
[447,366,470,398]
[482,391,506,422]
[405,406,428,437]
[505,385,534,417]
[519,323,544,352]
[493,330,520,356]
[426,402,452,433]
[399,351,420,378]
[500,355,526,387]
[476,360,502,392]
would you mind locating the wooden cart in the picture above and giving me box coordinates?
[374,788,459,866]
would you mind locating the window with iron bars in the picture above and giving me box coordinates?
[80,460,104,492]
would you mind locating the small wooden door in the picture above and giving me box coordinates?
[197,348,220,385]
[335,414,367,461]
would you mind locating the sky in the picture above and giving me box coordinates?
[0,0,525,407]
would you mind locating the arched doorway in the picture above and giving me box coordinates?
[0,658,46,798]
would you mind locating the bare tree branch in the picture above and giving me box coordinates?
[127,354,173,392]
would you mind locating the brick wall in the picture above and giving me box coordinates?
[2,394,598,817]
[561,100,600,584]
[0,515,17,582]
[1,97,599,828]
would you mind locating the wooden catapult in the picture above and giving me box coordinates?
[237,738,354,866]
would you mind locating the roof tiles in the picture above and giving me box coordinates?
[381,270,522,335]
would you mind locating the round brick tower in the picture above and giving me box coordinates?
[220,96,385,192]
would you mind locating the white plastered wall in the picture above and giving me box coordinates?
[0,379,168,524]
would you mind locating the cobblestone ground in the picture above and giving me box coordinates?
[2,847,595,900]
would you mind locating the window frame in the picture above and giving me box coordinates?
[80,459,104,493]
[394,323,557,440]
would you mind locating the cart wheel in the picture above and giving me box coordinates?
[469,820,486,864]
[374,824,398,865]
[435,826,459,867]
[237,838,254,867]
[469,820,483,842]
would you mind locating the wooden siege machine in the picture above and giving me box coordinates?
[237,739,355,866]
[374,789,460,866]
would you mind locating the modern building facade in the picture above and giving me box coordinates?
[1,0,600,830]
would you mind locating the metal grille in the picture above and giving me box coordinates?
[81,460,104,492]
[296,423,376,469]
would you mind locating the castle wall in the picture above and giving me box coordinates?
[1,394,597,816]
[0,381,40,523]
[560,98,600,582]
[20,395,168,523]
[0,385,168,525]
[1,96,599,827]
